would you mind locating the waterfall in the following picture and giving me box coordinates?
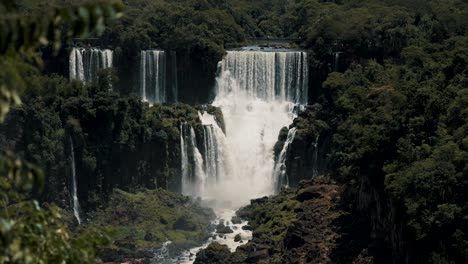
[180,123,205,197]
[69,48,113,83]
[180,112,231,201]
[140,50,178,104]
[334,52,341,72]
[180,123,189,193]
[69,138,81,225]
[196,50,308,207]
[140,50,166,103]
[217,51,308,104]
[273,127,297,189]
[312,135,320,177]
[202,125,219,181]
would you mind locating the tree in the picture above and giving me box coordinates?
[0,1,123,262]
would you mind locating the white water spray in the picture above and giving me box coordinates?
[177,50,308,262]
[180,50,308,208]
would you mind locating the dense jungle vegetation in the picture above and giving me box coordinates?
[0,0,467,263]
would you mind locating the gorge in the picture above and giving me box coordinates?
[1,1,467,264]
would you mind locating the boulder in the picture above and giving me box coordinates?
[144,232,153,241]
[216,226,234,234]
[242,225,253,231]
[231,215,242,224]
[194,242,230,264]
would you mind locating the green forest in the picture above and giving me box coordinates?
[0,0,467,263]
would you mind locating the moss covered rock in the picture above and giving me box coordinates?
[89,188,215,262]
[194,242,231,264]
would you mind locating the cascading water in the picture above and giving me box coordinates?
[216,50,308,104]
[205,50,307,207]
[141,50,166,103]
[140,50,178,104]
[273,127,297,189]
[180,123,205,197]
[334,52,341,72]
[180,112,232,202]
[69,137,81,225]
[69,48,113,83]
[177,49,308,263]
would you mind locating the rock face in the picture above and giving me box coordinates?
[194,177,345,263]
[0,98,225,209]
[274,105,332,188]
[282,178,342,264]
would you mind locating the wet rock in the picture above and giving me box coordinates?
[216,226,234,234]
[231,215,242,224]
[234,234,242,242]
[144,232,153,241]
[159,216,168,225]
[216,222,233,234]
[242,225,253,231]
[194,242,230,264]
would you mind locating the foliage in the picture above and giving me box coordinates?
[320,35,468,262]
[0,152,109,263]
[1,73,209,208]
[237,189,300,246]
[0,0,467,263]
[0,0,123,121]
[0,1,122,263]
[89,188,215,261]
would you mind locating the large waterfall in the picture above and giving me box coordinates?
[69,138,81,225]
[217,50,308,104]
[140,50,178,104]
[181,50,308,208]
[69,48,113,83]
